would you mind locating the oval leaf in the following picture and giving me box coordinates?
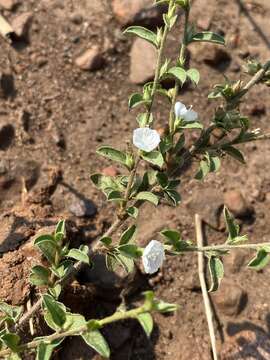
[192,32,225,45]
[123,26,158,48]
[82,330,110,358]
[135,191,159,206]
[96,146,127,167]
[167,67,187,84]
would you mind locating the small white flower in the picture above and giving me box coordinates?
[142,240,165,274]
[133,127,161,152]
[174,101,198,122]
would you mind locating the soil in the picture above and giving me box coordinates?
[1,0,270,359]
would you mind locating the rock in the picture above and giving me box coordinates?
[0,114,15,150]
[0,0,17,10]
[75,46,104,71]
[112,0,164,27]
[224,190,253,218]
[223,249,250,274]
[213,279,247,316]
[186,188,223,229]
[69,198,97,218]
[12,12,33,39]
[70,13,83,25]
[189,43,231,69]
[102,166,119,177]
[129,38,157,84]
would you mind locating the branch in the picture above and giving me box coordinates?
[2,304,150,357]
[195,214,218,360]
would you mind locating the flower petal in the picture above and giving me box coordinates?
[174,102,187,118]
[183,109,198,122]
[142,240,165,274]
[133,128,161,152]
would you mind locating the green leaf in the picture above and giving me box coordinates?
[82,330,110,358]
[106,190,124,202]
[153,300,178,313]
[54,220,65,242]
[129,93,149,110]
[34,237,57,264]
[248,249,270,271]
[126,206,139,219]
[167,67,187,84]
[48,284,62,299]
[195,160,210,180]
[156,173,168,188]
[137,313,153,338]
[186,68,200,85]
[118,244,142,259]
[114,254,135,273]
[224,207,240,242]
[123,26,158,48]
[0,302,23,322]
[174,134,185,153]
[30,266,50,286]
[160,229,180,244]
[120,225,137,245]
[208,257,224,292]
[164,189,181,206]
[66,247,90,265]
[105,254,118,272]
[141,150,164,168]
[223,145,245,164]
[36,339,63,360]
[43,295,66,328]
[180,121,203,129]
[50,260,73,279]
[8,354,21,360]
[191,32,225,45]
[100,236,112,246]
[136,191,159,206]
[96,146,127,167]
[1,333,20,352]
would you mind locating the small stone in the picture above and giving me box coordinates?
[189,43,231,69]
[12,12,33,39]
[213,279,247,316]
[102,166,118,177]
[0,0,17,10]
[70,13,83,25]
[75,46,104,71]
[223,249,250,274]
[224,190,253,218]
[69,198,97,218]
[112,0,164,27]
[129,38,157,84]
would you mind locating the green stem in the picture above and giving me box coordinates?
[169,7,190,133]
[146,0,175,122]
[1,305,150,357]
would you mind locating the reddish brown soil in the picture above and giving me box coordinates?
[1,0,270,359]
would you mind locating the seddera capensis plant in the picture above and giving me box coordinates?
[1,0,270,358]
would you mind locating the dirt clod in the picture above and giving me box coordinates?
[224,190,253,218]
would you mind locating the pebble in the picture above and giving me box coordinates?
[12,12,33,39]
[75,46,104,71]
[224,190,253,218]
[112,0,164,27]
[69,198,97,218]
[0,0,17,10]
[213,278,247,316]
[129,38,157,84]
[102,166,119,177]
[189,43,231,68]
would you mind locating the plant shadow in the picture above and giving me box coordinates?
[224,313,270,359]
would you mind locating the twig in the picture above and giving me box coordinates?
[195,214,218,360]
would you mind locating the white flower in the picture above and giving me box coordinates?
[174,101,198,122]
[142,240,165,274]
[133,127,161,152]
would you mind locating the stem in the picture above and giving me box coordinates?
[146,0,175,122]
[195,214,218,360]
[169,7,190,133]
[1,305,150,357]
[243,60,270,91]
[190,241,270,253]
